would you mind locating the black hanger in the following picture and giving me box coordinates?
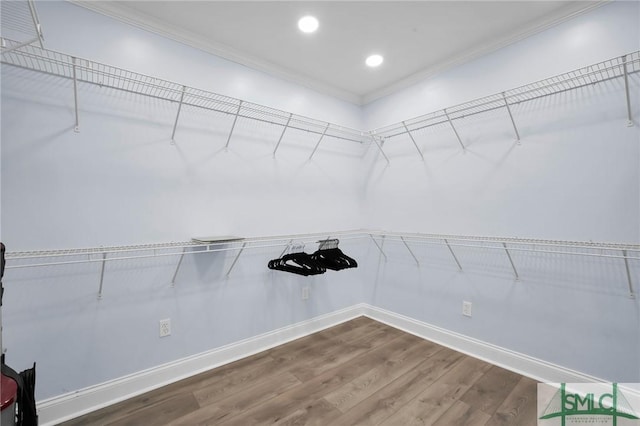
[268,243,326,276]
[311,239,358,271]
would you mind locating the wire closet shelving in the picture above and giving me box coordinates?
[5,231,639,300]
[370,51,640,161]
[0,38,369,159]
[1,36,638,161]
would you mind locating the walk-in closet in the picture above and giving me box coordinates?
[1,1,639,425]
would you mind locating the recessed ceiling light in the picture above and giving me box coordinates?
[298,16,319,33]
[366,54,384,67]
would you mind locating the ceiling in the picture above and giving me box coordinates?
[73,1,603,105]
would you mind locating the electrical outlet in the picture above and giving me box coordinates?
[462,301,472,317]
[302,287,310,300]
[159,318,171,337]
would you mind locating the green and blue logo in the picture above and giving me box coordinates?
[539,383,639,425]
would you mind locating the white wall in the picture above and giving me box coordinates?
[1,0,639,411]
[4,238,369,401]
[2,1,367,250]
[359,0,640,384]
[363,1,640,130]
[1,0,368,402]
[361,238,640,382]
[362,1,640,243]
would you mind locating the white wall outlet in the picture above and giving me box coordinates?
[462,301,472,317]
[302,287,310,300]
[159,318,171,337]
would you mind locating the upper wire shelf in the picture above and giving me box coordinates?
[1,39,637,158]
[371,51,640,141]
[0,40,367,146]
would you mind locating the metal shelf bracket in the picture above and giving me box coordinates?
[72,57,79,133]
[224,100,243,149]
[444,238,463,271]
[370,134,390,164]
[97,252,107,299]
[400,237,419,266]
[502,92,521,142]
[226,242,247,276]
[502,242,519,280]
[170,85,186,144]
[369,234,387,261]
[402,121,424,160]
[170,248,186,287]
[309,123,330,160]
[444,109,465,151]
[622,55,634,127]
[272,113,293,157]
[623,250,635,299]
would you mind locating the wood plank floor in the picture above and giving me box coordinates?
[61,317,538,426]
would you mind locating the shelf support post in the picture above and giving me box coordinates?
[400,237,419,266]
[444,239,463,271]
[370,134,390,164]
[224,100,242,149]
[278,240,294,258]
[272,113,293,157]
[309,123,330,160]
[170,248,186,287]
[502,242,519,280]
[72,57,79,133]
[369,234,387,261]
[622,55,634,127]
[622,250,635,299]
[444,109,465,151]
[402,121,424,160]
[273,112,293,158]
[171,85,186,143]
[226,242,247,276]
[97,252,107,299]
[502,92,521,142]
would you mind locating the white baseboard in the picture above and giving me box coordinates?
[362,305,604,384]
[38,303,619,425]
[36,303,367,426]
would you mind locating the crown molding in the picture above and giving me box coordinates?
[69,0,607,107]
[362,1,609,105]
[68,0,363,105]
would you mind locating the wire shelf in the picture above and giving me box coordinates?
[5,230,638,264]
[0,41,367,145]
[372,51,640,139]
[369,231,640,252]
[5,231,636,298]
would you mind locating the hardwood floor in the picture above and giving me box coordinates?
[61,317,538,425]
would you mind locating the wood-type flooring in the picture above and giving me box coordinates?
[62,317,538,425]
